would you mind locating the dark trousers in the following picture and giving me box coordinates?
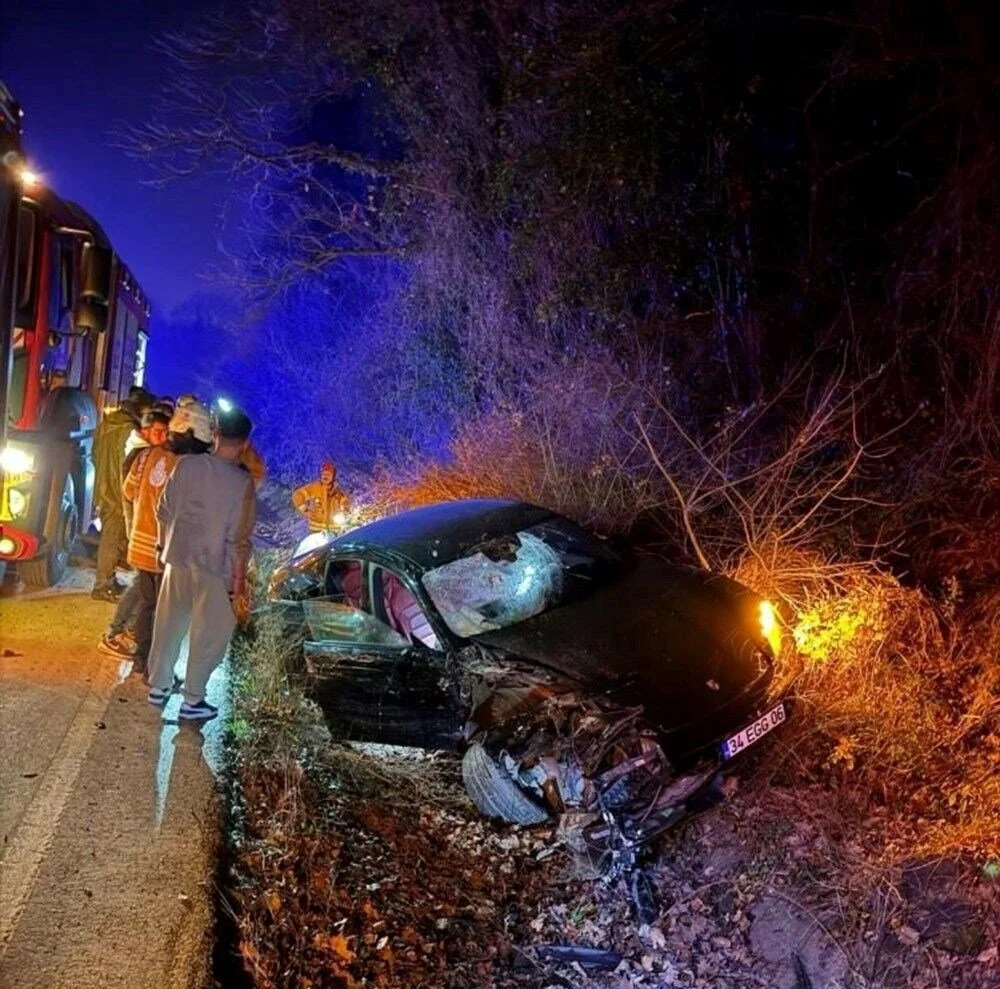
[95,503,126,586]
[108,579,139,636]
[134,569,163,668]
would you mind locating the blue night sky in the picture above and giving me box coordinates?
[0,0,231,318]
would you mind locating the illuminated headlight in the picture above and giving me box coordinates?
[759,600,781,657]
[7,488,27,518]
[0,536,15,555]
[0,446,34,474]
[333,511,348,527]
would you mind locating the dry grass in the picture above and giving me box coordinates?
[733,555,1000,862]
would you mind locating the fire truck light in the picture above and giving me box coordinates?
[0,445,34,474]
[7,489,27,518]
[0,537,16,555]
[19,169,40,188]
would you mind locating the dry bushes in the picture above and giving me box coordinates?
[735,560,1000,860]
[374,351,662,531]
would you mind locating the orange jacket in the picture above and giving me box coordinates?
[122,446,179,572]
[291,481,350,532]
[239,442,266,488]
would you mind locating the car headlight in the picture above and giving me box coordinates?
[759,600,781,657]
[7,488,27,518]
[0,446,34,474]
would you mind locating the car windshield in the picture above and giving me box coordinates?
[421,517,620,638]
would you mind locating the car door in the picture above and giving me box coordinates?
[301,558,463,749]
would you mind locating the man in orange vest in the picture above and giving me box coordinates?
[291,462,350,534]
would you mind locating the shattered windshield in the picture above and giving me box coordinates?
[422,518,620,638]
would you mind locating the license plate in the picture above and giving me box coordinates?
[721,702,786,760]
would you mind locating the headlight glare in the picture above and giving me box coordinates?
[0,446,34,474]
[759,600,781,657]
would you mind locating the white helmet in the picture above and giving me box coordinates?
[168,400,214,444]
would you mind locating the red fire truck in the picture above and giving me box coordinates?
[0,82,151,586]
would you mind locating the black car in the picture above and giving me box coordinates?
[267,499,787,871]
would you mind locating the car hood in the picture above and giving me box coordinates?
[473,554,772,740]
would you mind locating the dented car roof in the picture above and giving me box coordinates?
[329,498,557,572]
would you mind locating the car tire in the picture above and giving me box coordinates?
[461,742,550,826]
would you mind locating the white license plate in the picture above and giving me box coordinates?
[721,702,786,760]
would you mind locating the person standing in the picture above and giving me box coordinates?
[108,403,213,674]
[146,409,256,720]
[215,402,267,488]
[91,386,153,600]
[291,461,350,534]
[97,409,172,659]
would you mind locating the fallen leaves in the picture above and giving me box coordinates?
[221,695,1000,989]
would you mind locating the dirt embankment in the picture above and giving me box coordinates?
[220,723,1000,989]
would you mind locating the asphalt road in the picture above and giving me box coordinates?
[0,568,228,989]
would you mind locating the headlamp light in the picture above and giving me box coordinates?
[0,446,34,474]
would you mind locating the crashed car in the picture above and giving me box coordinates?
[267,499,788,871]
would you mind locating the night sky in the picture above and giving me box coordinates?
[1,0,232,382]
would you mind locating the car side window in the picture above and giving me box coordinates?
[324,559,364,608]
[302,599,408,649]
[303,559,409,648]
[376,568,441,651]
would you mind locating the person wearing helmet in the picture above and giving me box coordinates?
[91,386,155,601]
[147,407,256,719]
[215,402,266,487]
[291,461,351,534]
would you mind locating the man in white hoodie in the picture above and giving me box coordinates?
[146,407,256,720]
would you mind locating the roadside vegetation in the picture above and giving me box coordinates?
[136,0,1000,984]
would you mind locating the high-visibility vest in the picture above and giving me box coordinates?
[291,481,349,532]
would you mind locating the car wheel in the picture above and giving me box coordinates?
[461,742,550,826]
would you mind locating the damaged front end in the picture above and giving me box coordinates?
[456,649,720,876]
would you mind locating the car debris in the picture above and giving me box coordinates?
[530,943,624,969]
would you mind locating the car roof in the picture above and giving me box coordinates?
[330,498,557,572]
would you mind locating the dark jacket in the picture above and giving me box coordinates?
[92,406,138,511]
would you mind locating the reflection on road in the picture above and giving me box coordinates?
[152,637,230,831]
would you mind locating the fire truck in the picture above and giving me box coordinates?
[0,81,151,586]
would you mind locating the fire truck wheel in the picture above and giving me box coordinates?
[21,477,79,588]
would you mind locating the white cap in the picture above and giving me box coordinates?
[168,401,214,444]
